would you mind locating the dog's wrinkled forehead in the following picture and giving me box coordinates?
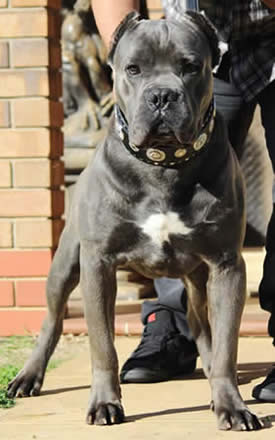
[108,11,220,69]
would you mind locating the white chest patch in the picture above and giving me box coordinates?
[141,212,193,246]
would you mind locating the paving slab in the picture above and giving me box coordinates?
[1,336,275,440]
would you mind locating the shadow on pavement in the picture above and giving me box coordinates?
[237,361,274,384]
[173,361,274,385]
[40,384,90,396]
[127,404,274,430]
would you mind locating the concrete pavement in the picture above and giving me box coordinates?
[1,336,275,440]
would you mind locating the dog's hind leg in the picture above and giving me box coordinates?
[7,223,80,399]
[80,241,124,426]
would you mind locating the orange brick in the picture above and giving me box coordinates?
[15,279,47,307]
[10,39,61,69]
[0,189,64,217]
[49,42,62,69]
[11,39,48,68]
[11,0,61,8]
[0,309,46,336]
[52,189,64,218]
[0,101,10,127]
[0,69,49,98]
[148,0,163,9]
[13,98,64,127]
[149,11,164,19]
[0,161,11,187]
[0,129,63,158]
[13,159,44,187]
[15,219,64,247]
[45,70,62,100]
[50,129,64,158]
[13,159,64,188]
[0,10,48,38]
[0,221,12,247]
[0,281,14,306]
[0,41,9,67]
[0,249,52,276]
[51,160,64,187]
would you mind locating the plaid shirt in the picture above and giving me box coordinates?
[162,0,275,102]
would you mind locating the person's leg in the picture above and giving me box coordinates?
[213,76,256,159]
[214,75,267,247]
[148,278,193,339]
[251,80,275,402]
[120,279,198,383]
[256,80,275,323]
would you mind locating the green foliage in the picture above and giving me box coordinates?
[0,334,84,409]
[0,336,35,409]
[0,335,35,353]
[0,365,20,409]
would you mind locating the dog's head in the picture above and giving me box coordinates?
[108,11,220,151]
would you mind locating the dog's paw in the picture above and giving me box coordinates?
[7,369,43,398]
[216,407,263,431]
[86,402,125,425]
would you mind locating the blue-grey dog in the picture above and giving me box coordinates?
[8,11,262,431]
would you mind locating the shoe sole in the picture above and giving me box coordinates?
[252,386,275,403]
[121,368,170,383]
[121,359,197,384]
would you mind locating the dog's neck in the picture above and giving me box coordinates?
[114,99,216,168]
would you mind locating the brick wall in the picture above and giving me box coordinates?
[0,0,163,336]
[148,0,163,18]
[0,0,64,336]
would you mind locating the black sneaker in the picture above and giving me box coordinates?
[120,309,198,383]
[252,367,275,402]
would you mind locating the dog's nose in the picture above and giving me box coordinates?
[145,88,180,111]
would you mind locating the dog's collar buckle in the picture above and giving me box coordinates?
[115,100,216,168]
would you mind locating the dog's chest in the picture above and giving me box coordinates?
[128,211,198,278]
[140,211,193,246]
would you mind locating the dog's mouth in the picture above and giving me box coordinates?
[138,119,195,149]
[142,134,193,150]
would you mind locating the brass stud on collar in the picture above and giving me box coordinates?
[146,148,166,162]
[130,143,139,152]
[209,118,215,134]
[194,133,207,151]
[174,148,187,158]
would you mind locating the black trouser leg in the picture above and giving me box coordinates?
[256,80,275,342]
[213,77,256,159]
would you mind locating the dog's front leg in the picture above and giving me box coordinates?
[207,254,261,431]
[80,241,124,425]
[183,264,212,377]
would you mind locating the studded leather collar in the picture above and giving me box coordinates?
[114,99,216,168]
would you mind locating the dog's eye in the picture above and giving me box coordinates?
[181,61,201,75]
[126,64,141,76]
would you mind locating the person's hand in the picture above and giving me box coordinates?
[261,0,275,9]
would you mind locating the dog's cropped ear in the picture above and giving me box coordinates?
[185,10,220,69]
[108,11,142,67]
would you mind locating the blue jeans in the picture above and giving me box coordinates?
[142,77,275,343]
